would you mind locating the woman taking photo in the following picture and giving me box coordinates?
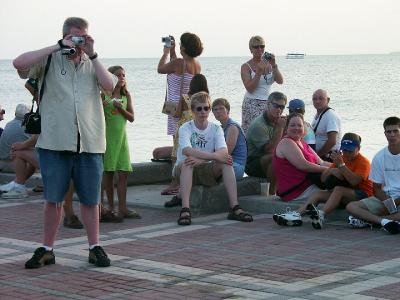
[240,35,283,134]
[157,32,203,195]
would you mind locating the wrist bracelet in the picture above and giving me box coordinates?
[337,163,345,169]
[89,52,98,60]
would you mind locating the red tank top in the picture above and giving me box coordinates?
[273,138,319,201]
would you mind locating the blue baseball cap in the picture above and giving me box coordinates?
[340,139,360,151]
[288,99,305,111]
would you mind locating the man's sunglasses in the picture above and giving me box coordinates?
[252,45,265,49]
[195,106,210,112]
[270,102,285,110]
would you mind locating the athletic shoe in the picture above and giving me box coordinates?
[383,221,400,234]
[273,209,302,226]
[0,181,16,192]
[307,203,324,229]
[348,215,371,228]
[1,185,28,199]
[88,246,110,267]
[25,247,55,269]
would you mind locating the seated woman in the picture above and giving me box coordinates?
[295,133,373,229]
[211,98,247,180]
[272,113,330,225]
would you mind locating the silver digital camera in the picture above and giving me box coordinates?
[161,35,174,48]
[71,36,85,45]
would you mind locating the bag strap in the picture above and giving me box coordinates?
[37,54,53,106]
[313,107,331,133]
[277,178,308,198]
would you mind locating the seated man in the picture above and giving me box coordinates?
[346,116,400,234]
[212,98,247,180]
[0,104,31,179]
[245,92,287,195]
[173,91,253,225]
[274,133,373,229]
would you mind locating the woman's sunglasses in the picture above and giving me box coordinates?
[252,45,265,49]
[195,106,210,112]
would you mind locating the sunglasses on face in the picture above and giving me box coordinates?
[195,106,210,112]
[270,102,285,110]
[252,45,265,49]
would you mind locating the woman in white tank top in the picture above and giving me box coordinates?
[240,35,283,134]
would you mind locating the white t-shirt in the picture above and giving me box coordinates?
[311,109,342,152]
[176,120,227,164]
[369,147,400,199]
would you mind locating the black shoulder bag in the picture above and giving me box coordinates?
[22,54,52,134]
[312,107,331,133]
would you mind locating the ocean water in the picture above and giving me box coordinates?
[0,54,399,162]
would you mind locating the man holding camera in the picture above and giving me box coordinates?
[346,116,400,234]
[13,17,115,268]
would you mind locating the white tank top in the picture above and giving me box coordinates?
[244,63,274,100]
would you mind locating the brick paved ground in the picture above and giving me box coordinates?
[0,194,399,299]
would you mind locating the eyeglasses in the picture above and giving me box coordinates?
[385,129,400,135]
[270,102,285,110]
[252,45,265,49]
[195,106,210,112]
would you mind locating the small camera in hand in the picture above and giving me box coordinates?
[61,48,76,55]
[263,52,273,61]
[161,35,174,48]
[71,36,85,45]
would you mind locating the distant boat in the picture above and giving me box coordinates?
[286,53,305,59]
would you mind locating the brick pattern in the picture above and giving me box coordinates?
[0,196,400,299]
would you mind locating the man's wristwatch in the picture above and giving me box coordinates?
[337,163,345,169]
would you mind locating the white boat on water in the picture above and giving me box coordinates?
[286,53,305,59]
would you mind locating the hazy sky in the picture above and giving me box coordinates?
[1,0,399,59]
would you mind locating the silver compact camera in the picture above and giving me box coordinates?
[263,52,273,60]
[161,35,174,48]
[61,48,76,55]
[71,36,85,45]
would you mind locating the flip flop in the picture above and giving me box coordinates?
[151,158,172,163]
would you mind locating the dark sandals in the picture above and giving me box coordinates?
[164,195,182,208]
[227,205,253,222]
[177,207,191,226]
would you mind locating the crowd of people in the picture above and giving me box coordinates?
[4,16,399,270]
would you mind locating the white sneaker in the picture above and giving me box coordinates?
[273,208,302,226]
[0,181,16,192]
[307,204,324,229]
[1,185,28,199]
[348,215,371,228]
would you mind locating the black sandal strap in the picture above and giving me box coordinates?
[180,207,191,215]
[231,205,242,212]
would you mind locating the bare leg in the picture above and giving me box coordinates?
[103,171,114,211]
[180,163,193,209]
[214,163,238,207]
[80,204,100,246]
[346,201,385,225]
[117,171,128,214]
[43,202,63,247]
[322,186,357,214]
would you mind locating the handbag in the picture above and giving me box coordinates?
[21,54,52,134]
[161,60,185,116]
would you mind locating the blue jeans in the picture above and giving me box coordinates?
[38,148,103,205]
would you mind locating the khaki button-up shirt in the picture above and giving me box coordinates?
[23,52,115,153]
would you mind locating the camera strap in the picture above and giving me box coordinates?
[37,54,53,108]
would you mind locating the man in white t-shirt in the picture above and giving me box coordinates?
[347,116,400,234]
[172,92,253,226]
[311,89,342,161]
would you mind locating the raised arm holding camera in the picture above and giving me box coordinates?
[13,17,116,270]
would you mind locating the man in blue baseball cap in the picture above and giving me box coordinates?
[288,99,315,149]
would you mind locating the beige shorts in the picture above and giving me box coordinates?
[361,196,400,215]
[173,161,219,187]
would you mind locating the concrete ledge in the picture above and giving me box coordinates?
[188,176,263,215]
[239,194,349,221]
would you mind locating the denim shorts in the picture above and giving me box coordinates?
[38,148,103,205]
[233,162,245,181]
[354,189,368,200]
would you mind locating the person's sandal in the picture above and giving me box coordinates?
[123,209,142,219]
[164,195,182,208]
[177,207,191,225]
[227,205,253,222]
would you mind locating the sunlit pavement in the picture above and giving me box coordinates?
[1,194,399,300]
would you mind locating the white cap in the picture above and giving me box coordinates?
[15,104,30,118]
